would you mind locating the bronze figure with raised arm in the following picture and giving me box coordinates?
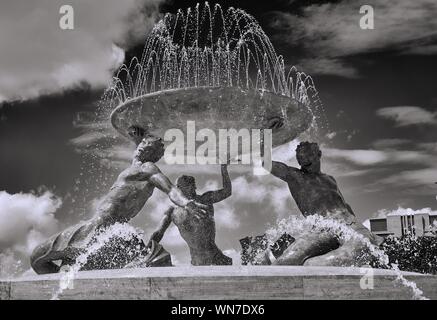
[263,141,382,266]
[30,130,207,274]
[149,164,233,266]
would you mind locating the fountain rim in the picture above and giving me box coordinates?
[109,85,306,138]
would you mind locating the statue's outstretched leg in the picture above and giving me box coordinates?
[270,231,339,265]
[303,239,367,267]
[303,224,383,267]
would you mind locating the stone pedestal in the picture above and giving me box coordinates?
[1,266,436,300]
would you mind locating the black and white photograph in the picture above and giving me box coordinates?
[1,0,437,304]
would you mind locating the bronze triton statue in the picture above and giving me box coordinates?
[258,141,382,266]
[30,130,207,274]
[149,164,233,265]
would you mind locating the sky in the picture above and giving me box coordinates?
[1,0,437,274]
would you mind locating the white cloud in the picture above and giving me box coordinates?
[373,207,437,218]
[376,106,437,127]
[270,0,437,77]
[212,175,297,232]
[0,0,163,103]
[324,148,388,165]
[0,189,62,278]
[371,138,411,149]
[215,205,241,229]
[320,141,437,197]
[297,57,358,78]
[0,190,61,254]
[324,147,435,167]
[160,225,186,248]
[379,168,437,187]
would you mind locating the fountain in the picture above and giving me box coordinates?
[105,2,323,153]
[1,3,437,301]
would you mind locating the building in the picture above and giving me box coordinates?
[369,212,437,238]
[370,212,437,237]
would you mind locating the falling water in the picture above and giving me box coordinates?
[100,2,324,124]
[51,223,147,300]
[263,215,428,300]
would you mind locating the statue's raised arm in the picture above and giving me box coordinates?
[141,162,191,208]
[270,161,292,181]
[148,207,174,247]
[198,164,232,204]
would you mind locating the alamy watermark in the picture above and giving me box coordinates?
[359,265,374,290]
[163,121,272,175]
[59,5,74,30]
[359,5,374,30]
[59,5,374,31]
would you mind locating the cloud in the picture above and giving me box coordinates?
[383,207,437,217]
[0,0,163,103]
[211,174,298,232]
[70,113,136,169]
[0,189,62,277]
[379,168,437,188]
[326,141,437,195]
[270,0,437,77]
[376,106,437,127]
[0,190,61,254]
[160,225,186,248]
[324,148,388,166]
[419,143,437,153]
[214,204,241,229]
[371,138,411,149]
[297,58,359,78]
[324,147,435,167]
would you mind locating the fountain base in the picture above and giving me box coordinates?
[1,266,437,300]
